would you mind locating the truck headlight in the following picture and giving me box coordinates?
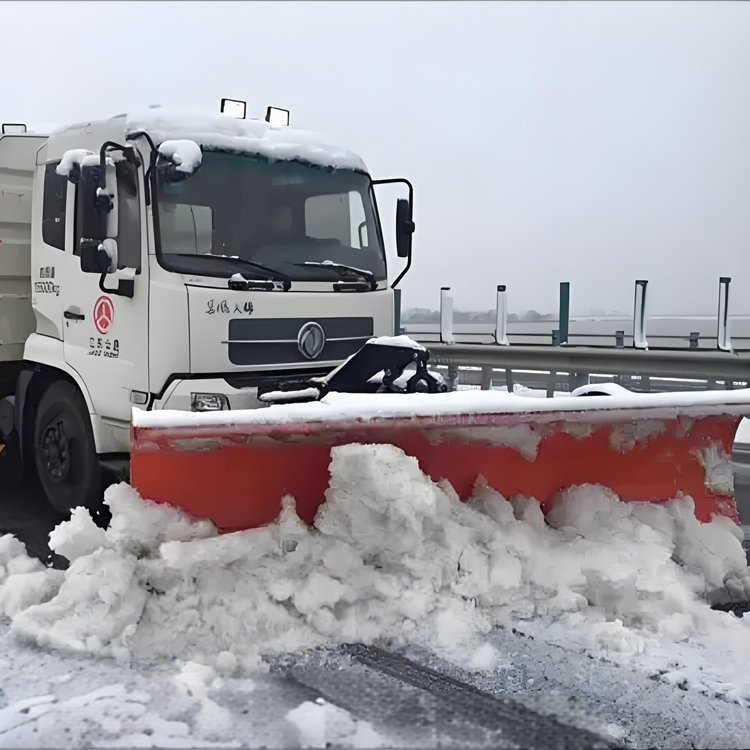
[191,393,230,412]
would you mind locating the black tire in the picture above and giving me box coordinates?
[34,380,104,514]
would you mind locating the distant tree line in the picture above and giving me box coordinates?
[402,308,556,323]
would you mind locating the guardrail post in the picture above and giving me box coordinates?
[447,364,459,392]
[633,279,649,350]
[494,285,509,345]
[689,331,699,349]
[505,369,515,394]
[440,287,455,344]
[568,372,587,391]
[717,277,733,352]
[481,366,493,390]
[558,282,570,345]
[393,288,402,335]
[615,330,625,348]
[546,371,557,398]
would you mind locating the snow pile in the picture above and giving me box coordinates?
[1,444,749,702]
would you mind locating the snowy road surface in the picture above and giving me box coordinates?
[1,443,750,747]
[3,624,750,749]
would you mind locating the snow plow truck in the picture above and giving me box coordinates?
[0,104,748,535]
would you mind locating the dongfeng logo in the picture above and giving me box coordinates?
[297,322,326,360]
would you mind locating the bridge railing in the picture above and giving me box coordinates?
[401,277,750,395]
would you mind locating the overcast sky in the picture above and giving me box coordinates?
[3,1,748,315]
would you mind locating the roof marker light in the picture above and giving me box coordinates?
[220,98,247,119]
[2,123,27,134]
[265,107,290,127]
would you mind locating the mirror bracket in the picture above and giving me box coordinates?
[99,273,134,299]
[372,177,414,289]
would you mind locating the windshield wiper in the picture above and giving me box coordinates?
[295,260,377,289]
[171,253,292,285]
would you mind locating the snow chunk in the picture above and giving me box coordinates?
[157,139,202,173]
[56,149,94,176]
[366,335,426,351]
[286,698,384,749]
[259,388,320,403]
[697,443,735,496]
[48,506,111,561]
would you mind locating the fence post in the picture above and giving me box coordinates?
[447,364,459,392]
[546,371,557,398]
[440,287,455,344]
[717,277,733,352]
[393,288,402,336]
[633,279,649,350]
[558,281,570,345]
[481,366,493,390]
[494,285,509,345]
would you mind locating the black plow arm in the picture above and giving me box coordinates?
[257,341,447,405]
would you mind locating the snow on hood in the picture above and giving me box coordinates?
[1,444,750,703]
[123,109,368,173]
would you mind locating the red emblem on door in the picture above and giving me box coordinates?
[94,296,114,334]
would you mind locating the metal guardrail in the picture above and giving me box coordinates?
[404,277,748,352]
[419,343,750,395]
[424,343,750,382]
[402,277,750,395]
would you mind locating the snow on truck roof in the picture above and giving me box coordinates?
[50,109,368,173]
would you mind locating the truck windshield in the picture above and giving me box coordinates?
[155,150,386,283]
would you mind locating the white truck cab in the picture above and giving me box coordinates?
[0,107,414,512]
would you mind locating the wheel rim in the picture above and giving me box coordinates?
[41,419,73,482]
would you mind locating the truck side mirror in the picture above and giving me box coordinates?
[80,238,117,274]
[395,199,415,258]
[156,140,202,182]
[76,162,118,256]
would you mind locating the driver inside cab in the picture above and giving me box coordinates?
[240,200,294,259]
[266,201,293,244]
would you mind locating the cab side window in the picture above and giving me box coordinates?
[42,162,67,251]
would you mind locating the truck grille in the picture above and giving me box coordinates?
[226,317,374,366]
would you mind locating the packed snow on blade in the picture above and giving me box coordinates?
[130,340,750,533]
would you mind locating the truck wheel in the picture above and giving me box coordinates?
[34,380,103,514]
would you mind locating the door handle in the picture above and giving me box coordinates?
[64,309,85,321]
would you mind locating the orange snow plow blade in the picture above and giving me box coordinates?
[130,391,750,532]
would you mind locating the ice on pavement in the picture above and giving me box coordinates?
[1,444,750,705]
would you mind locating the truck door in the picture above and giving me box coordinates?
[60,159,149,424]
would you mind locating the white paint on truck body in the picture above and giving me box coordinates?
[0,134,43,361]
[0,111,392,455]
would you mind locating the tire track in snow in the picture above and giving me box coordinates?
[275,644,611,749]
